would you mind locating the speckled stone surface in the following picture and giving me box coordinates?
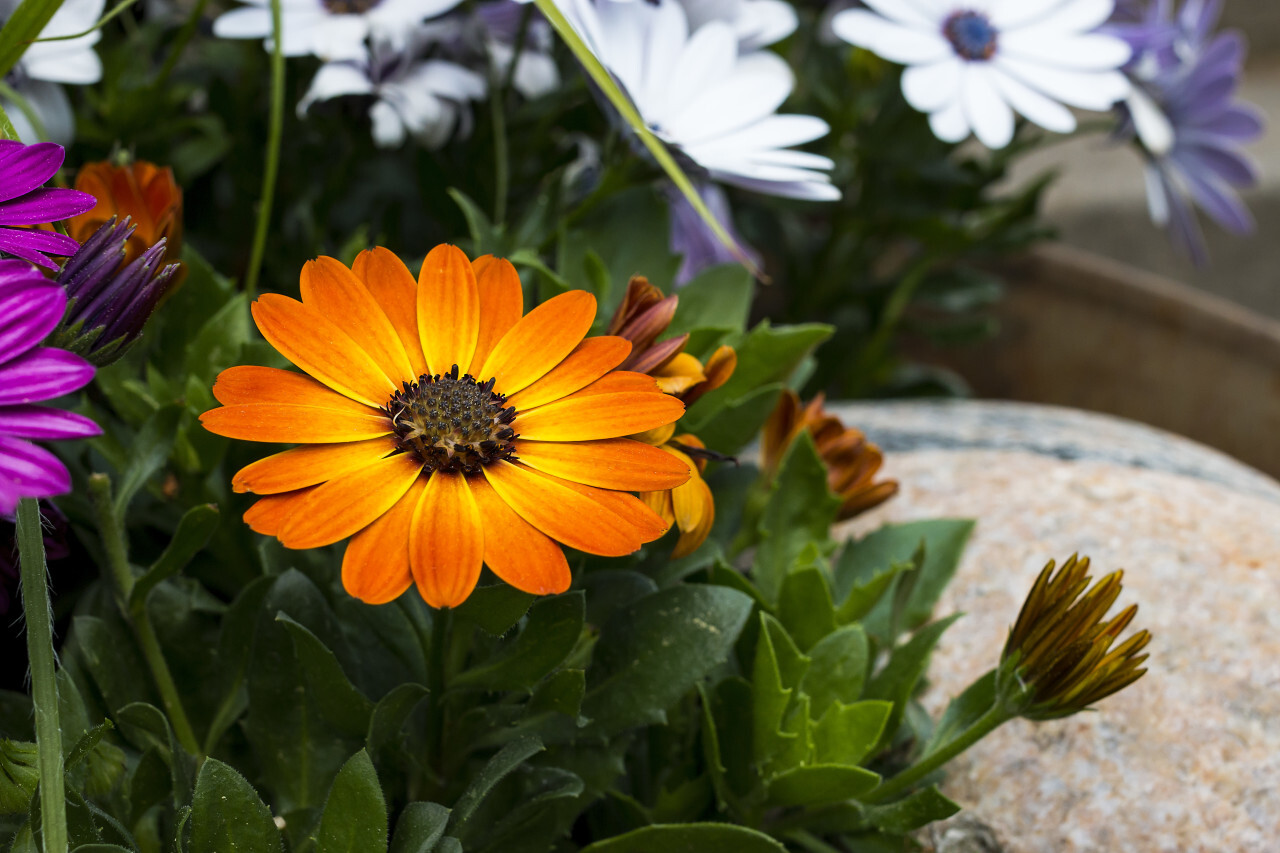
[834,401,1280,853]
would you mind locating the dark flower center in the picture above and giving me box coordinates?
[322,0,382,14]
[943,10,998,61]
[383,365,518,475]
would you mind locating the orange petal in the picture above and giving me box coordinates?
[513,438,690,491]
[672,475,715,559]
[468,256,524,377]
[666,447,707,532]
[201,404,392,444]
[232,437,398,494]
[630,422,678,447]
[543,370,661,398]
[353,247,429,377]
[341,478,422,605]
[506,336,632,411]
[514,392,685,442]
[417,244,480,376]
[640,488,676,527]
[300,256,415,385]
[482,461,645,557]
[683,345,737,406]
[277,453,423,549]
[244,488,315,536]
[211,366,375,412]
[478,291,596,394]
[253,294,398,407]
[409,472,484,608]
[550,472,669,543]
[469,476,571,596]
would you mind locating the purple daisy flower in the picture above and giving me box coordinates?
[1114,0,1264,263]
[0,258,101,516]
[0,139,97,269]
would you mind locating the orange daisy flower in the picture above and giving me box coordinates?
[69,159,183,266]
[200,245,691,608]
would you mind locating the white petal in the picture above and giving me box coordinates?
[39,0,105,39]
[1020,0,1116,34]
[928,100,971,142]
[694,113,831,155]
[634,0,688,119]
[649,20,738,128]
[961,63,1014,148]
[989,67,1076,132]
[413,60,486,100]
[831,9,952,65]
[989,0,1070,30]
[1143,160,1170,226]
[1126,87,1176,156]
[2,80,74,144]
[860,0,942,27]
[999,30,1131,70]
[594,0,651,98]
[736,0,798,50]
[370,100,408,148]
[995,56,1129,109]
[213,7,273,39]
[310,16,371,61]
[664,51,792,145]
[901,57,963,112]
[716,171,841,201]
[297,63,374,115]
[23,45,101,84]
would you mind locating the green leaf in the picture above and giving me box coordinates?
[389,802,451,853]
[799,625,870,718]
[923,669,997,758]
[766,765,881,808]
[699,679,754,810]
[366,684,429,759]
[751,614,811,779]
[316,749,388,853]
[189,759,283,853]
[448,188,502,254]
[453,585,536,636]
[115,702,196,806]
[835,520,974,642]
[582,585,754,736]
[71,846,133,852]
[777,564,838,652]
[864,614,963,752]
[278,613,374,738]
[0,740,37,813]
[751,434,842,603]
[862,786,961,833]
[834,559,914,626]
[812,700,892,767]
[183,293,251,387]
[666,264,753,349]
[0,0,64,79]
[580,824,786,853]
[453,592,584,692]
[527,669,585,719]
[129,504,220,609]
[115,404,183,513]
[448,735,544,836]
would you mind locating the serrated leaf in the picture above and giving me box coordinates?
[777,563,838,651]
[864,614,963,752]
[862,786,962,833]
[582,586,753,736]
[579,824,786,853]
[316,749,387,853]
[812,700,892,767]
[751,614,811,780]
[453,593,584,692]
[766,765,881,808]
[799,625,870,717]
[189,759,283,853]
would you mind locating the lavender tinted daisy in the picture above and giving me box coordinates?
[0,259,101,516]
[669,183,761,285]
[0,140,96,269]
[1115,0,1263,262]
[55,217,181,365]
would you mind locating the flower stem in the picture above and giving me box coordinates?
[16,499,68,853]
[243,0,285,300]
[87,475,202,757]
[489,75,510,228]
[862,703,1009,804]
[426,608,450,784]
[155,0,210,85]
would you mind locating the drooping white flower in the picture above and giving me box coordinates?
[213,0,464,62]
[680,0,797,50]
[0,0,105,143]
[299,39,486,148]
[559,0,838,200]
[832,0,1132,149]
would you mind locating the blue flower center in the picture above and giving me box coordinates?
[943,10,998,61]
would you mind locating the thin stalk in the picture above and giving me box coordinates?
[0,80,46,140]
[0,100,19,141]
[862,703,1008,804]
[489,74,510,227]
[155,0,210,85]
[426,609,450,784]
[243,0,285,300]
[28,0,140,42]
[87,475,202,757]
[16,499,67,853]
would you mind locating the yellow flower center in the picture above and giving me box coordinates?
[383,365,518,475]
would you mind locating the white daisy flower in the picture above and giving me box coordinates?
[213,0,464,62]
[0,0,105,143]
[680,0,797,50]
[832,0,1132,149]
[299,41,486,148]
[559,0,838,200]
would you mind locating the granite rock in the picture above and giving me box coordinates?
[835,401,1280,853]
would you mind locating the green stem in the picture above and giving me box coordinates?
[88,475,202,757]
[243,0,284,300]
[863,703,1008,804]
[489,74,509,228]
[0,100,19,141]
[16,499,67,853]
[28,0,140,42]
[426,609,450,785]
[155,0,210,85]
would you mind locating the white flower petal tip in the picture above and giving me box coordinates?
[833,0,1133,149]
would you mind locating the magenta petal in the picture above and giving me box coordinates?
[0,406,101,440]
[0,228,80,268]
[0,276,68,359]
[0,436,71,507]
[0,477,18,516]
[0,188,97,226]
[0,348,95,404]
[0,142,66,201]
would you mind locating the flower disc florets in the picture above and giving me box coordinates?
[943,10,998,61]
[384,365,517,475]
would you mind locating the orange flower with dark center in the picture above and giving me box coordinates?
[69,160,183,266]
[763,390,898,521]
[200,245,690,608]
